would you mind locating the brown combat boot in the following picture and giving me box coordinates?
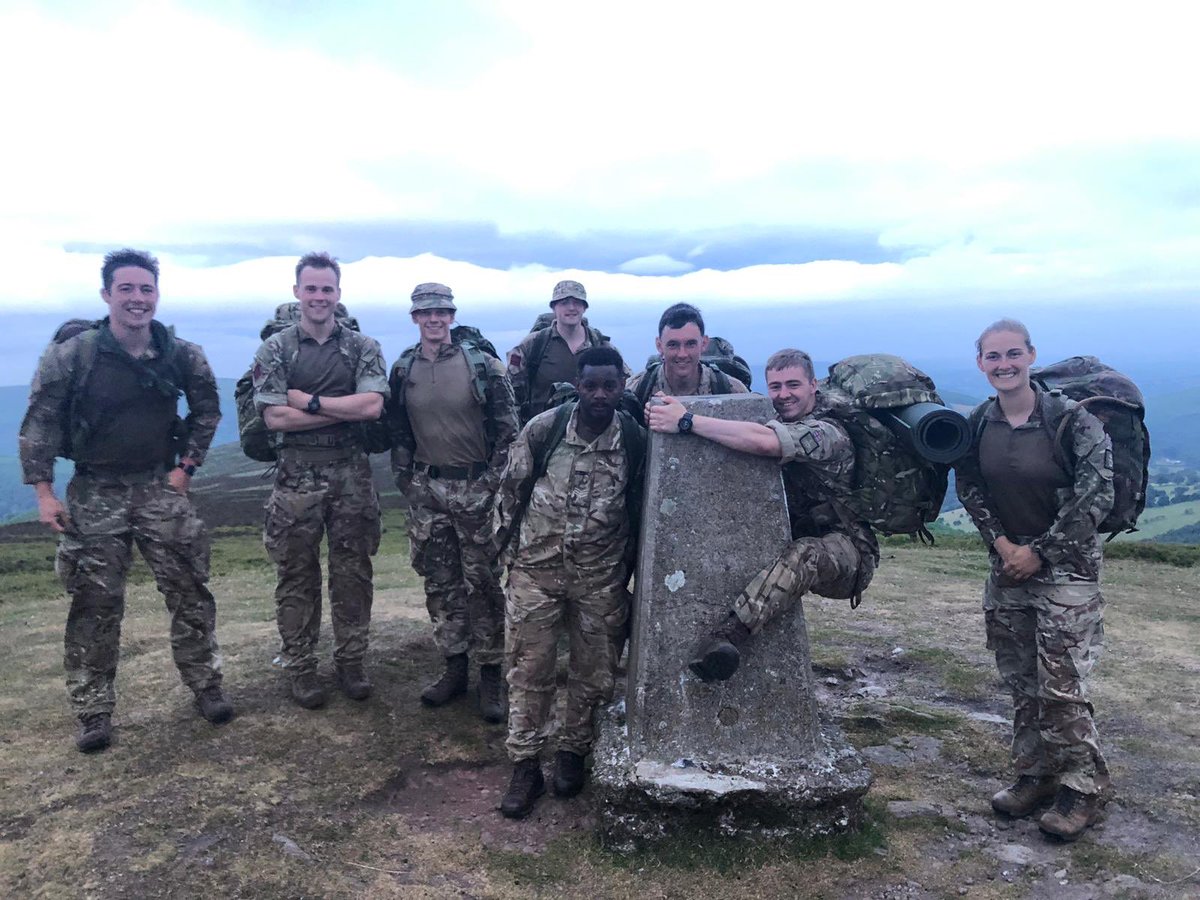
[500,758,545,819]
[290,671,327,710]
[688,613,752,682]
[1039,787,1103,841]
[478,664,506,723]
[421,653,468,707]
[75,713,112,753]
[991,775,1058,817]
[194,685,234,724]
[553,750,587,798]
[337,663,372,701]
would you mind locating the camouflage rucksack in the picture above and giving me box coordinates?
[816,354,951,539]
[235,301,389,462]
[1032,356,1149,537]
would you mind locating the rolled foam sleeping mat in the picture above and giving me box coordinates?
[875,402,972,465]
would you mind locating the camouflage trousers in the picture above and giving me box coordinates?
[733,532,873,633]
[264,454,381,674]
[57,472,222,718]
[984,574,1109,796]
[505,565,629,762]
[406,470,504,666]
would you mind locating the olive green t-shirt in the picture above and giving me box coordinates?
[405,344,489,467]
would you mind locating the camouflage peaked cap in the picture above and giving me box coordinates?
[410,282,456,314]
[550,280,588,308]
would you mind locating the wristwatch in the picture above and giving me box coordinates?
[678,412,694,434]
[306,394,322,414]
[177,461,197,477]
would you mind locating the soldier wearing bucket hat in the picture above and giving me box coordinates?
[386,282,518,723]
[506,279,625,424]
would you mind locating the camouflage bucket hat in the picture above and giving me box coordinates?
[410,282,456,313]
[550,279,587,308]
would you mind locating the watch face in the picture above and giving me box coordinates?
[678,412,693,433]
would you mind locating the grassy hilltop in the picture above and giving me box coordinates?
[1,508,1198,898]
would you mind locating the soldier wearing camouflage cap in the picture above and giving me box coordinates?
[386,282,518,723]
[253,252,389,710]
[506,279,626,424]
[645,347,878,684]
[20,248,233,753]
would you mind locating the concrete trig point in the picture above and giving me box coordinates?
[593,394,871,847]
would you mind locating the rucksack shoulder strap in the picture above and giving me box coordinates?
[704,362,732,393]
[635,361,661,407]
[525,326,556,387]
[531,402,575,480]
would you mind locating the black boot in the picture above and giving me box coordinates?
[76,712,112,753]
[478,664,506,723]
[337,663,372,701]
[500,758,545,819]
[421,653,468,707]
[194,685,234,724]
[688,613,752,682]
[553,750,587,797]
[291,671,327,710]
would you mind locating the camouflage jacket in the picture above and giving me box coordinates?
[956,387,1114,582]
[251,322,389,412]
[769,404,879,562]
[627,363,749,399]
[20,322,221,484]
[387,342,518,482]
[494,406,639,576]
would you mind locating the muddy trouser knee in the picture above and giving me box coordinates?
[733,532,868,633]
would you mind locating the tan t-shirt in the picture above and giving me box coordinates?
[405,344,489,467]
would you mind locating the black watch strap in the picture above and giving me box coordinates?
[306,394,322,414]
[678,412,694,434]
[177,462,197,477]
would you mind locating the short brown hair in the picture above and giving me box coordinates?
[295,251,341,285]
[765,348,815,380]
[975,318,1033,356]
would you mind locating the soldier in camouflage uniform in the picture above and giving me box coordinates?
[253,252,388,709]
[646,348,879,681]
[19,248,232,753]
[626,303,750,400]
[506,280,626,424]
[387,283,518,722]
[956,319,1114,842]
[493,346,644,818]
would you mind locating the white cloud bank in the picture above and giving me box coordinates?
[1,0,1199,314]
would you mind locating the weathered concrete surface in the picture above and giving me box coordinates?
[594,394,871,847]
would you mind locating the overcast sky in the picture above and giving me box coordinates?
[2,0,1198,370]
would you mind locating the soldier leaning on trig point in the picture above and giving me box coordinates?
[20,248,233,753]
[645,347,879,681]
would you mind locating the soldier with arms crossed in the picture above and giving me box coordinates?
[253,252,388,709]
[20,248,232,752]
[646,348,878,681]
